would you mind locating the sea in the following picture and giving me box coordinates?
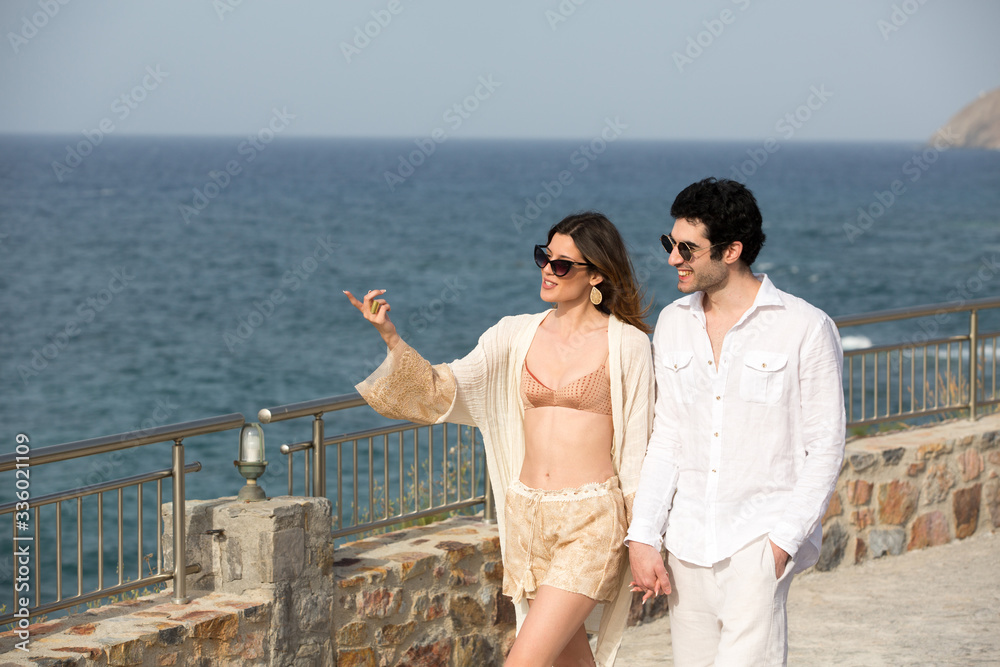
[1,135,999,598]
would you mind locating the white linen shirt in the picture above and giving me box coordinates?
[625,274,845,571]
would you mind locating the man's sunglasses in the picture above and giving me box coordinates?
[534,245,592,277]
[660,234,729,262]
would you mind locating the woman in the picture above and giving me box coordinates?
[344,212,653,667]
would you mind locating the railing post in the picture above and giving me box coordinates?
[312,415,326,498]
[483,470,496,523]
[171,438,189,604]
[970,310,979,421]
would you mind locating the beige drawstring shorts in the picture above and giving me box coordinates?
[502,476,626,604]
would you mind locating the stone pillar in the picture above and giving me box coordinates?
[163,496,335,666]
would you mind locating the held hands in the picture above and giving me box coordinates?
[343,289,401,350]
[628,542,671,603]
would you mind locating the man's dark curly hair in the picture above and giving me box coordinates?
[669,177,766,267]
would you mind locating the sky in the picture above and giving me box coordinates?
[1,0,998,142]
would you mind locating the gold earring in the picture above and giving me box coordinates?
[590,286,603,305]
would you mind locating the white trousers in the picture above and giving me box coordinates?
[666,535,795,667]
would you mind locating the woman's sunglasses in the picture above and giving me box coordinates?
[534,245,591,277]
[660,234,729,262]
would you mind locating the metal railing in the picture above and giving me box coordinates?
[0,414,244,624]
[835,296,1000,428]
[259,393,491,541]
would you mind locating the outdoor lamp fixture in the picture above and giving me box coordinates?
[234,422,267,501]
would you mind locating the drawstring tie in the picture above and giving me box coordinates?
[510,492,542,604]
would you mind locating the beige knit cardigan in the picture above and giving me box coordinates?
[356,311,654,666]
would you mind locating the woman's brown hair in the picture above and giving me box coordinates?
[547,211,652,334]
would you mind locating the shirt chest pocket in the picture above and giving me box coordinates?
[658,351,697,404]
[739,351,788,404]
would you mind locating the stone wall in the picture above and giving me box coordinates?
[332,516,513,666]
[816,413,1000,570]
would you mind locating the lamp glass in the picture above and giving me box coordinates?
[240,423,265,463]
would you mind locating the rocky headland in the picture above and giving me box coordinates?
[931,87,1000,149]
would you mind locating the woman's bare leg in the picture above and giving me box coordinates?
[505,586,598,667]
[552,624,596,667]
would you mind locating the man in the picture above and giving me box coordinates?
[627,178,845,666]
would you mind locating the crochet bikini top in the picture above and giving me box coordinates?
[520,358,612,415]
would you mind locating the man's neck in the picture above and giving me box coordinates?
[701,269,762,321]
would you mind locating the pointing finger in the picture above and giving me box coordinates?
[343,290,364,310]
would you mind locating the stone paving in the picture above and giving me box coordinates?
[616,531,999,666]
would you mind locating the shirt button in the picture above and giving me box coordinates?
[714,432,719,437]
[708,361,713,365]
[712,469,717,473]
[716,396,721,400]
[762,363,767,368]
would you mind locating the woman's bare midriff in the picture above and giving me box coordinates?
[520,407,614,489]
[520,309,613,489]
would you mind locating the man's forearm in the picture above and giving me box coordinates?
[626,460,679,549]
